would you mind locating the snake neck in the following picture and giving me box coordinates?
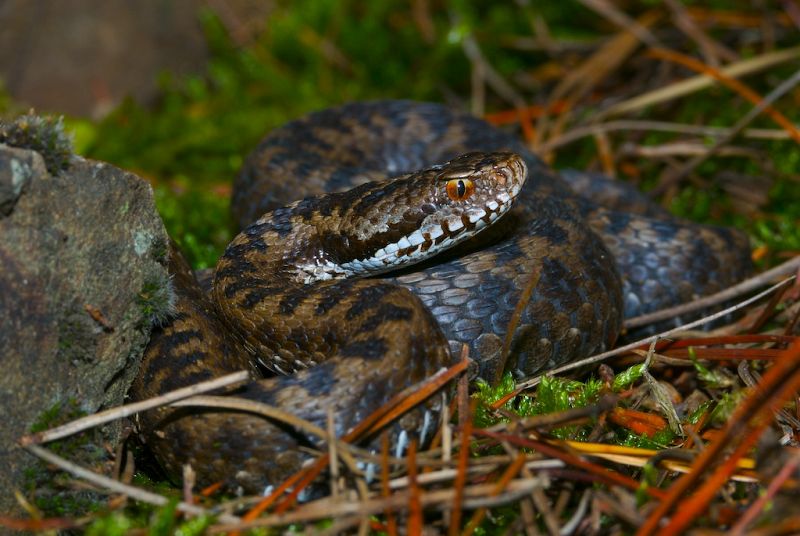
[220,152,526,285]
[210,152,526,371]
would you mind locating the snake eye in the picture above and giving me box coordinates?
[446,178,475,201]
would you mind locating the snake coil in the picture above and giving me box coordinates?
[131,100,751,494]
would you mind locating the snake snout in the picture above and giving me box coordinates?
[489,152,527,201]
[507,154,527,195]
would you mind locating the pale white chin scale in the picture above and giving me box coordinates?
[466,208,486,224]
[324,193,515,279]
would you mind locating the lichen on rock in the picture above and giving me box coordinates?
[0,115,171,518]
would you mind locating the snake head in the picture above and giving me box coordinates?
[339,151,527,275]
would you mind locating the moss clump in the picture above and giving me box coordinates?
[24,399,109,517]
[137,270,177,326]
[0,113,74,173]
[85,501,215,536]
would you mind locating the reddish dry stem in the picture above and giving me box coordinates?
[647,47,800,143]
[475,429,667,500]
[448,397,476,536]
[637,338,800,535]
[462,452,528,535]
[407,439,422,535]
[381,431,398,536]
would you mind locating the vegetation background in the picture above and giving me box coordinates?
[2,1,799,533]
[2,1,794,269]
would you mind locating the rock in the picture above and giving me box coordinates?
[0,0,272,117]
[0,118,171,519]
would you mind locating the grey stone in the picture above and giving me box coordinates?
[0,0,272,117]
[0,142,169,519]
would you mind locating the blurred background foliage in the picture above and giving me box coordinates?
[1,0,798,268]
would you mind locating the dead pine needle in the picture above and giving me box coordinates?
[449,397,477,536]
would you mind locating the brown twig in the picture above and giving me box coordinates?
[449,395,476,536]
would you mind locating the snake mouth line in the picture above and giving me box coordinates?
[340,190,518,275]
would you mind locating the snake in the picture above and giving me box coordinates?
[130,100,752,495]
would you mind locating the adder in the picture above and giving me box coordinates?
[131,100,751,494]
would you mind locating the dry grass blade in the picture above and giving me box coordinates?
[538,120,789,153]
[462,452,528,535]
[597,45,800,119]
[172,395,328,438]
[19,371,249,446]
[637,337,800,535]
[577,0,661,47]
[653,65,800,191]
[554,440,757,482]
[646,47,800,142]
[207,477,549,532]
[23,444,241,524]
[499,264,542,383]
[534,10,659,150]
[729,449,800,535]
[474,430,667,500]
[663,0,736,66]
[170,394,369,501]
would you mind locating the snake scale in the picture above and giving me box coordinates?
[131,100,752,494]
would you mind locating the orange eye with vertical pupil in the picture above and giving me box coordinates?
[446,178,475,201]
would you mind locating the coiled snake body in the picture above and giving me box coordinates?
[131,100,752,494]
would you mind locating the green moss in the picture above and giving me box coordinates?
[617,428,677,450]
[0,113,74,173]
[84,501,215,536]
[29,398,84,434]
[56,308,98,363]
[153,183,232,268]
[24,400,109,517]
[86,513,133,536]
[473,372,518,427]
[710,390,749,427]
[691,350,737,389]
[612,363,645,391]
[474,370,628,440]
[150,234,169,263]
[137,270,177,326]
